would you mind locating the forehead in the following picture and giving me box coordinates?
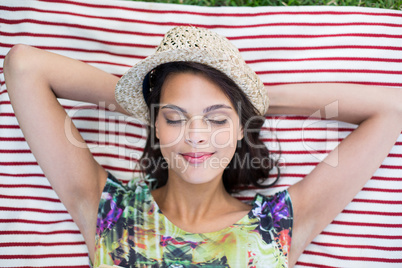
[159,72,233,111]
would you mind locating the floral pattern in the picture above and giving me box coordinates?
[94,173,293,268]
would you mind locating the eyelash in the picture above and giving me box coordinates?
[209,119,228,125]
[165,119,185,125]
[165,119,228,125]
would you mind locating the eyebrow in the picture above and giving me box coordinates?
[161,104,232,114]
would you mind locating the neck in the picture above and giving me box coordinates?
[151,172,249,233]
[156,176,228,219]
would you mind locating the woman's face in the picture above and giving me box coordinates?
[154,72,243,186]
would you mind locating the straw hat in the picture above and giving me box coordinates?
[115,26,268,125]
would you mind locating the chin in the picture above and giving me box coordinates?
[174,168,224,186]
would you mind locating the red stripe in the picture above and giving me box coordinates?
[303,250,402,262]
[311,241,402,251]
[342,209,402,217]
[0,184,51,190]
[229,22,402,29]
[0,253,88,259]
[0,241,84,247]
[321,231,402,240]
[371,176,402,181]
[0,172,44,177]
[0,230,80,235]
[282,162,318,166]
[0,161,38,166]
[0,206,67,214]
[0,194,60,203]
[362,187,402,193]
[257,69,402,75]
[0,125,20,129]
[261,138,343,142]
[380,165,402,170]
[267,174,282,179]
[353,198,402,205]
[236,196,258,202]
[0,113,15,117]
[36,0,402,18]
[0,18,164,38]
[261,127,353,132]
[271,149,332,154]
[274,173,306,178]
[0,149,31,154]
[0,219,73,225]
[241,45,402,52]
[332,220,402,228]
[230,33,402,40]
[264,81,402,88]
[247,57,402,64]
[389,153,402,157]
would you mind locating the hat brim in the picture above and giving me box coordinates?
[115,48,268,125]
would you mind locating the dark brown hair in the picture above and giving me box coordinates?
[139,61,280,193]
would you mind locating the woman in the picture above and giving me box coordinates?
[4,26,402,267]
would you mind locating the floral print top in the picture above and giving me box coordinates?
[94,173,293,268]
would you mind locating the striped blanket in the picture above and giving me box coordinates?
[0,0,401,267]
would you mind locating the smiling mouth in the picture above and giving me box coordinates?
[180,152,215,164]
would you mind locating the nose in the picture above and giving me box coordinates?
[184,116,210,146]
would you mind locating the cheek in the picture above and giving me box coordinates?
[157,124,185,150]
[210,125,239,148]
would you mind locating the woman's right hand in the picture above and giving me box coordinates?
[3,44,122,261]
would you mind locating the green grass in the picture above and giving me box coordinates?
[129,0,402,10]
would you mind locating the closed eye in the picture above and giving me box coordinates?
[165,118,186,125]
[166,118,227,126]
[206,119,227,125]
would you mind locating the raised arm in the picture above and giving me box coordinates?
[3,44,123,260]
[267,83,402,267]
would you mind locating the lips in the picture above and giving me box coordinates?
[180,152,215,164]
